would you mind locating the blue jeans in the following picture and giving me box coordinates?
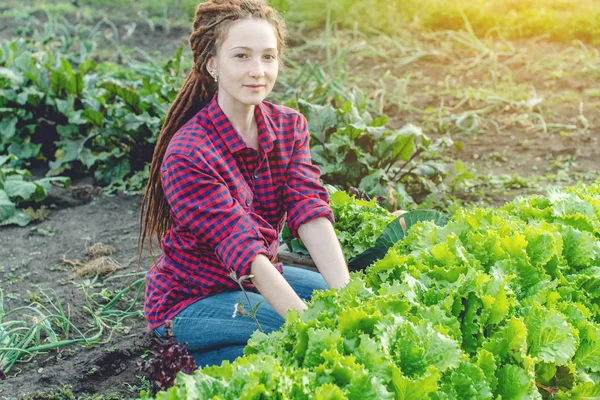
[153,265,328,368]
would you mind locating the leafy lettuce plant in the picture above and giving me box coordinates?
[281,188,396,260]
[152,180,600,399]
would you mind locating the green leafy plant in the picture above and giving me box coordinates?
[0,155,70,226]
[152,180,600,399]
[0,37,186,193]
[282,188,396,260]
[348,209,449,271]
[298,91,453,210]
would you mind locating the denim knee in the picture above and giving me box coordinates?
[282,265,329,301]
[192,345,246,368]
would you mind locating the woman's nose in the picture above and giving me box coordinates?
[248,58,265,77]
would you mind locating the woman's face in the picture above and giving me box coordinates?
[209,18,279,108]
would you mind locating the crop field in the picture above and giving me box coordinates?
[0,0,599,398]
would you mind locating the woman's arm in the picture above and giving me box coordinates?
[298,217,350,289]
[250,254,308,318]
[249,214,350,320]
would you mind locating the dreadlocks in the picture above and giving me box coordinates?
[137,0,287,266]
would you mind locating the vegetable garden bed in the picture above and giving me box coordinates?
[149,181,600,399]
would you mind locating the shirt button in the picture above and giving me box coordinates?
[245,199,251,207]
[254,171,259,179]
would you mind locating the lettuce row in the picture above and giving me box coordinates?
[152,181,600,399]
[282,189,396,260]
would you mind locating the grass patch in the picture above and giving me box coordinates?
[284,0,600,45]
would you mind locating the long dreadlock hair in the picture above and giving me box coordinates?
[137,0,287,267]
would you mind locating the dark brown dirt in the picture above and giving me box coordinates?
[351,37,600,189]
[0,183,155,400]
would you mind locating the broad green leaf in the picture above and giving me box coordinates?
[476,349,498,393]
[154,371,225,400]
[483,317,528,360]
[524,303,577,365]
[16,87,44,107]
[14,52,35,73]
[377,316,461,377]
[497,364,533,400]
[391,366,440,400]
[50,69,70,94]
[79,147,99,169]
[525,223,561,268]
[100,80,142,113]
[550,190,597,220]
[302,328,343,368]
[577,267,600,299]
[561,226,598,269]
[56,124,80,139]
[125,112,160,133]
[0,189,16,221]
[0,209,30,227]
[315,383,347,399]
[375,128,415,162]
[574,322,600,372]
[0,116,18,140]
[557,381,600,400]
[4,178,38,201]
[440,360,493,399]
[0,67,24,85]
[54,97,73,116]
[37,177,71,192]
[94,158,131,184]
[0,154,18,167]
[82,109,104,126]
[298,100,337,144]
[67,110,87,125]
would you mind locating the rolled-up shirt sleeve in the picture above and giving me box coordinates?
[161,152,269,280]
[283,114,335,238]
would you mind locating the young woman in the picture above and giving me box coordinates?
[137,0,350,368]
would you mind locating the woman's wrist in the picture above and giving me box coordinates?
[250,253,307,318]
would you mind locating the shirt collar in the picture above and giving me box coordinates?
[207,93,276,155]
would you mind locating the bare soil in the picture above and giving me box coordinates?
[352,37,600,192]
[0,183,155,399]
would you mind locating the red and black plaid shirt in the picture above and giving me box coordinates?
[144,93,335,329]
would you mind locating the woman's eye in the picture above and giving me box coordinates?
[236,53,248,58]
[264,55,276,60]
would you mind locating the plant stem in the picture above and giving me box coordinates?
[234,280,263,333]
